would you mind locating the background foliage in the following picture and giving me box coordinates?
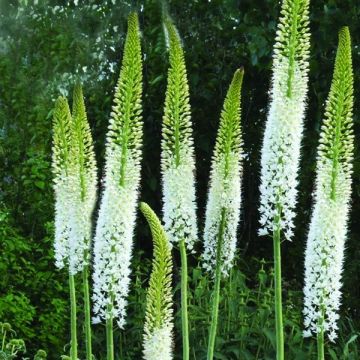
[0,0,359,358]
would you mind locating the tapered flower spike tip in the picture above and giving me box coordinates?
[140,202,174,360]
[71,81,97,196]
[203,68,244,277]
[67,81,98,275]
[52,96,72,270]
[108,11,143,172]
[213,68,244,161]
[259,0,310,241]
[52,96,72,178]
[303,27,354,343]
[72,82,86,126]
[161,17,198,252]
[92,12,143,329]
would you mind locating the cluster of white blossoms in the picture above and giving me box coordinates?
[143,325,173,360]
[259,0,310,240]
[203,68,244,277]
[303,161,351,341]
[54,171,96,275]
[92,12,143,328]
[162,150,198,252]
[92,151,140,327]
[67,169,97,275]
[52,92,97,274]
[303,27,354,342]
[53,172,71,269]
[203,154,241,276]
[52,97,72,269]
[68,84,98,275]
[161,19,198,252]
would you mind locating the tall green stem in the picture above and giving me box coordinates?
[179,239,189,360]
[69,274,78,360]
[83,266,92,360]
[317,308,325,360]
[106,314,114,360]
[317,327,325,360]
[1,331,6,351]
[273,226,284,360]
[207,209,226,360]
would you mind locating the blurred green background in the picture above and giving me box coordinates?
[0,0,359,358]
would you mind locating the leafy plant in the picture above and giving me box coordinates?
[0,322,47,360]
[0,323,25,359]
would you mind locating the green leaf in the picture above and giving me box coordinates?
[34,180,45,190]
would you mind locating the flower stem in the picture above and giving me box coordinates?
[106,314,114,360]
[207,209,226,360]
[83,266,92,360]
[179,239,189,360]
[1,331,6,351]
[317,327,325,360]
[317,310,325,360]
[273,226,284,360]
[69,273,78,360]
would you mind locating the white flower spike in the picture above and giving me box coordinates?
[92,13,143,328]
[52,84,97,275]
[68,82,98,275]
[203,68,244,277]
[259,0,310,240]
[161,18,198,252]
[303,27,354,343]
[52,96,73,270]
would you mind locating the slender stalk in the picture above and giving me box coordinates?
[83,266,92,360]
[226,269,233,338]
[207,209,226,360]
[69,274,78,360]
[179,239,189,360]
[273,225,284,360]
[1,331,6,351]
[317,307,325,360]
[317,327,325,360]
[106,314,114,360]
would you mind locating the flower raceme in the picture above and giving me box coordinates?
[161,18,198,252]
[140,203,174,360]
[161,17,196,359]
[259,0,310,240]
[303,27,354,342]
[92,13,143,328]
[258,2,310,358]
[202,68,244,277]
[52,96,73,270]
[68,83,97,275]
[203,69,244,360]
[51,84,97,274]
